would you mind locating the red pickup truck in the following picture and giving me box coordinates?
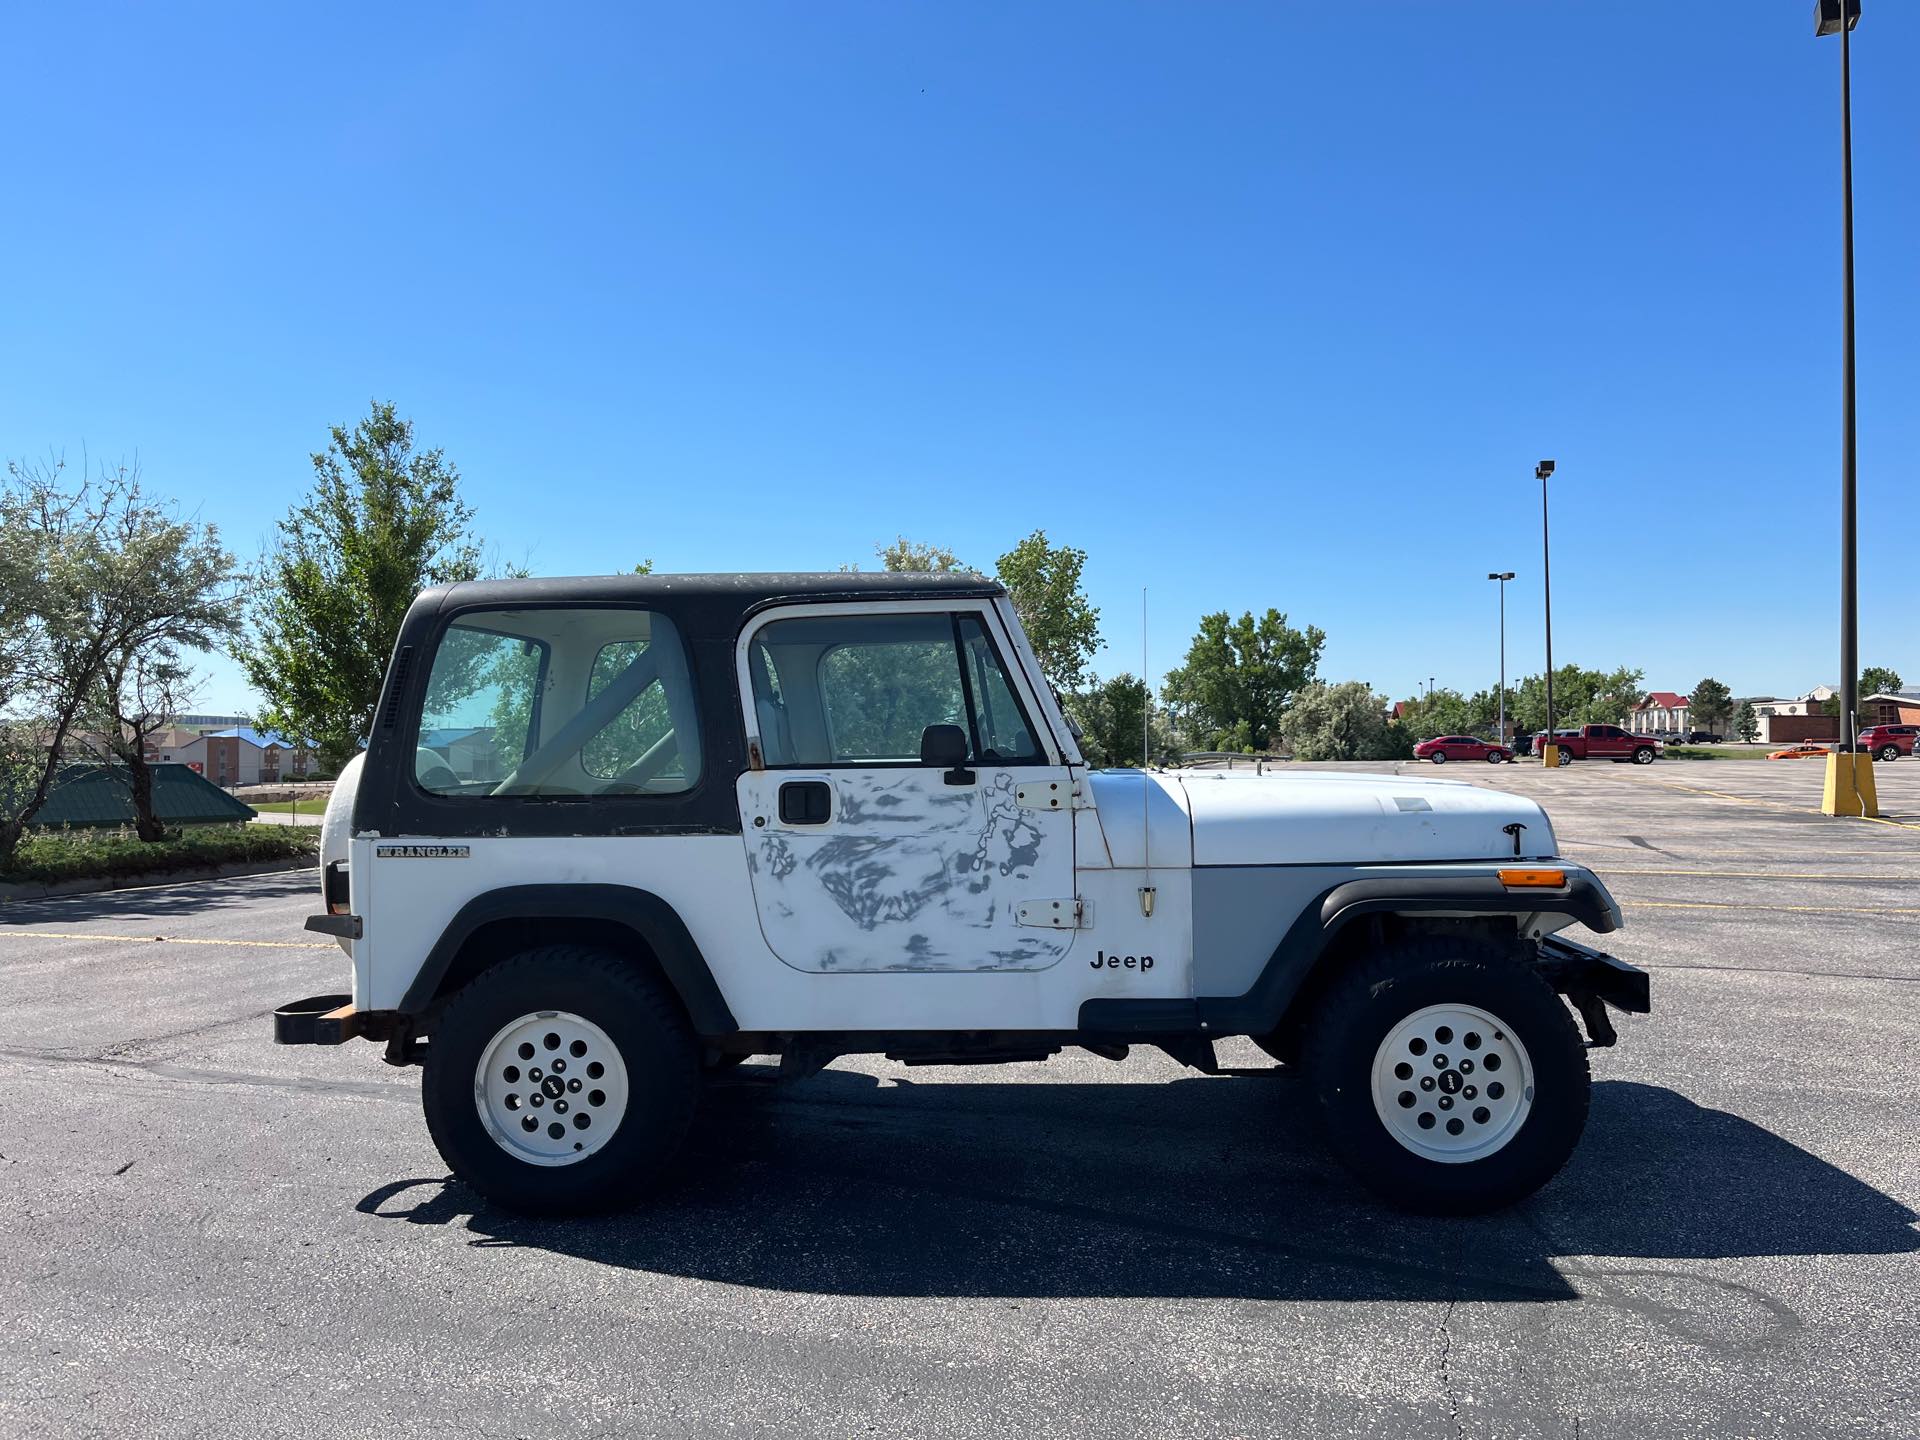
[1535,724,1660,765]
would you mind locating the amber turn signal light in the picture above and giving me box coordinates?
[1498,868,1568,889]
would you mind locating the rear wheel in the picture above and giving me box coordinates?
[1302,937,1589,1213]
[1430,751,1448,764]
[1878,745,1900,762]
[422,945,699,1214]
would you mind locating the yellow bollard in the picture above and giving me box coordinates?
[1821,750,1880,817]
[1541,743,1561,769]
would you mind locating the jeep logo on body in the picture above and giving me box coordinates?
[1090,949,1153,972]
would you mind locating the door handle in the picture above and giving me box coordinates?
[778,780,832,825]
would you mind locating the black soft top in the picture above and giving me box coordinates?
[434,570,1003,615]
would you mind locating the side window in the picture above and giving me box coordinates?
[748,611,1047,767]
[415,625,547,789]
[582,640,678,781]
[817,616,965,762]
[958,616,1044,762]
[415,607,700,797]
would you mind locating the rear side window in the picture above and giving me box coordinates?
[414,607,700,797]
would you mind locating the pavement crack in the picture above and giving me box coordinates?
[1435,1296,1464,1439]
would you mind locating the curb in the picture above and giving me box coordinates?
[0,857,320,904]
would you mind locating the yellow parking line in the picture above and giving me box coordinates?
[1,930,335,950]
[1622,900,1920,917]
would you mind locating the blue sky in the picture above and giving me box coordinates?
[3,3,1914,713]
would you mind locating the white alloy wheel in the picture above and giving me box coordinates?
[1370,1003,1535,1164]
[475,1011,630,1167]
[1431,751,1448,764]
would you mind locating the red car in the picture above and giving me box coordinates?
[1414,735,1512,764]
[1859,724,1916,761]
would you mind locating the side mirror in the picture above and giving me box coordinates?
[920,724,974,786]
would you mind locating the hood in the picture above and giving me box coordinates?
[1175,769,1556,866]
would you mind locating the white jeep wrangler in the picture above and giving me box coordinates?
[277,572,1647,1215]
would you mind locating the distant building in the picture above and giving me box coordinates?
[1628,692,1691,736]
[1863,691,1920,726]
[155,726,315,786]
[1744,687,1841,745]
[164,713,251,734]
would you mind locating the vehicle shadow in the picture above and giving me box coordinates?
[0,866,318,923]
[357,1075,1917,1305]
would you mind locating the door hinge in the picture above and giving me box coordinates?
[1016,898,1091,929]
[1016,778,1089,811]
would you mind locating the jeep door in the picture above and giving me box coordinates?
[733,603,1079,973]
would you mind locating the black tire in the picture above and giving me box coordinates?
[422,945,699,1215]
[1631,747,1655,765]
[1301,936,1590,1214]
[1877,745,1899,762]
[1486,751,1504,764]
[1430,751,1448,764]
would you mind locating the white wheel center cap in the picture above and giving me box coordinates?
[1370,1003,1535,1164]
[475,1011,629,1167]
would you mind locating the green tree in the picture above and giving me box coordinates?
[1690,677,1734,735]
[860,537,975,574]
[1161,609,1325,751]
[1397,687,1498,741]
[993,530,1100,693]
[0,455,241,863]
[1734,700,1759,743]
[1508,665,1645,736]
[1283,681,1409,761]
[241,402,483,770]
[1064,672,1181,767]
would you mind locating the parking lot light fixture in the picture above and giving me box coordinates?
[1488,572,1514,744]
[1535,462,1559,766]
[1814,0,1877,817]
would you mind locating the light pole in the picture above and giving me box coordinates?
[1489,572,1514,743]
[1816,0,1876,816]
[1536,461,1558,766]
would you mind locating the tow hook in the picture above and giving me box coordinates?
[1569,991,1617,1048]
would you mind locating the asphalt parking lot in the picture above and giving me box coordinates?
[2,759,1915,1438]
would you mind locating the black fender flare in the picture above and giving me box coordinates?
[398,883,737,1035]
[1080,869,1621,1038]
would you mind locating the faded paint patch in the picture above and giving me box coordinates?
[741,768,1074,973]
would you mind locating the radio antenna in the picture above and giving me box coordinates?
[1139,586,1156,916]
[1142,585,1150,864]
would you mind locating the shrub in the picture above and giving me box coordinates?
[0,825,318,885]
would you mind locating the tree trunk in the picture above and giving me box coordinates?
[126,749,165,842]
[0,815,24,873]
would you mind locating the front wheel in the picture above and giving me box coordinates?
[1486,751,1504,764]
[422,945,699,1214]
[1632,747,1656,764]
[1302,938,1590,1213]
